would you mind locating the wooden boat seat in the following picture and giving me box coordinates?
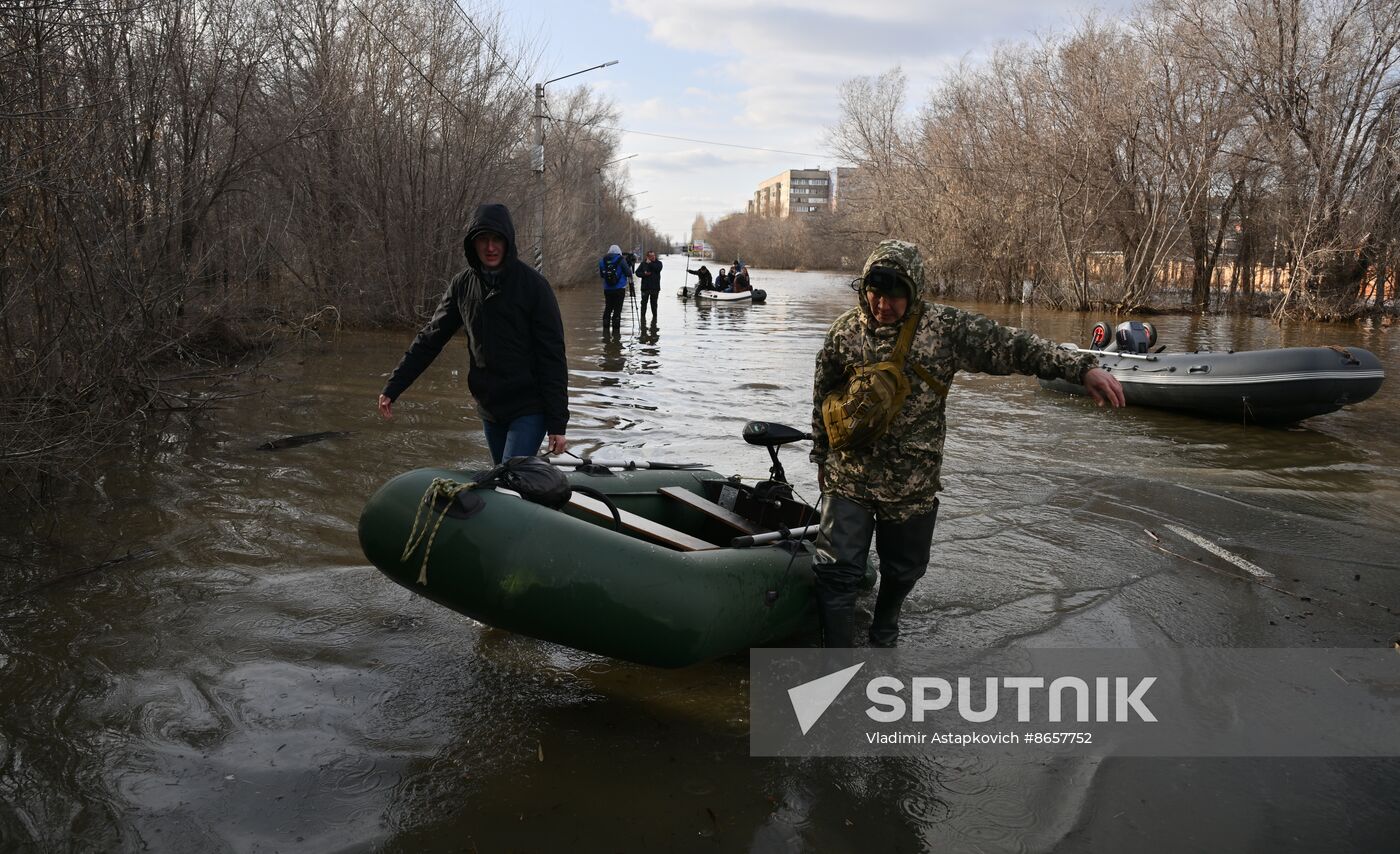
[567,491,718,552]
[658,486,763,535]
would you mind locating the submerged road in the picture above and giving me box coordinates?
[2,259,1397,850]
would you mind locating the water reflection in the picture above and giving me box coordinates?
[375,660,946,852]
[598,332,626,377]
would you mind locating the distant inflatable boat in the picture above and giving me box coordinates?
[678,286,766,303]
[1041,321,1385,425]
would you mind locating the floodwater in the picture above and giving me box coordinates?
[2,257,1398,851]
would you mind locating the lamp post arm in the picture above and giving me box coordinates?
[533,60,620,275]
[544,59,619,86]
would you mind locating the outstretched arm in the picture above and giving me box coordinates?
[378,277,464,417]
[1082,367,1125,408]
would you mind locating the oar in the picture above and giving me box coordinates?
[545,456,708,471]
[731,524,820,548]
[1059,345,1160,362]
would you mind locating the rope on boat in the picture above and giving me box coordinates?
[767,490,824,606]
[1326,345,1360,365]
[401,476,476,585]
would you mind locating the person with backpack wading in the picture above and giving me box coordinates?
[809,239,1125,647]
[598,244,633,332]
[378,203,569,464]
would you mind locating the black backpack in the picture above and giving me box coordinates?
[601,256,623,287]
[473,455,572,509]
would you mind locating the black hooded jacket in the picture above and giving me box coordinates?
[381,204,569,434]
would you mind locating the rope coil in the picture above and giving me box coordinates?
[401,477,476,585]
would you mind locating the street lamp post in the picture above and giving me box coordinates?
[601,153,638,170]
[534,59,618,276]
[629,205,653,254]
[595,153,638,242]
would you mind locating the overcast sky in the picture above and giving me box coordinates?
[512,0,1138,244]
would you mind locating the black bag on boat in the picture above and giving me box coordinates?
[473,456,572,509]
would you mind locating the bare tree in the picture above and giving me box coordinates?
[0,0,644,499]
[1135,3,1248,311]
[821,0,1397,322]
[827,67,915,244]
[1168,0,1400,318]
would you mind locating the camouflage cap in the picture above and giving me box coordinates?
[860,240,924,301]
[862,265,913,298]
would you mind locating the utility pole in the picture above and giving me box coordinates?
[533,83,545,275]
[532,60,618,278]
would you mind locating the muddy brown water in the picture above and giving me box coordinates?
[2,259,1398,851]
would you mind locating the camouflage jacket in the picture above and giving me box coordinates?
[810,240,1093,522]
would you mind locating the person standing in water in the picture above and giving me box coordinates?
[378,203,569,464]
[598,243,633,333]
[810,239,1124,647]
[634,250,663,325]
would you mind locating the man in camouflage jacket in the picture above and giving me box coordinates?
[810,239,1125,647]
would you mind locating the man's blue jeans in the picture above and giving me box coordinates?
[482,413,546,464]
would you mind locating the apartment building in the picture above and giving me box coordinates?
[748,167,855,217]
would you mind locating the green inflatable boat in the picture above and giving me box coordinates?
[359,422,829,667]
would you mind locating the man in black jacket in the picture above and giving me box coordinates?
[377,203,569,463]
[634,250,663,325]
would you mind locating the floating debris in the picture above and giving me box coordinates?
[257,431,352,450]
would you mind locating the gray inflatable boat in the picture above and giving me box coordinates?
[1041,321,1385,424]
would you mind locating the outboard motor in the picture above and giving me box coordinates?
[1089,320,1113,351]
[1114,321,1157,354]
[742,421,811,501]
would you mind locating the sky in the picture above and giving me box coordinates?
[507,0,1137,244]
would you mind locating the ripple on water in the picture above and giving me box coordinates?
[321,750,389,800]
[133,676,231,751]
[379,612,423,631]
[898,790,954,826]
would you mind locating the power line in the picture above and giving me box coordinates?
[386,3,820,162]
[554,117,1083,179]
[552,117,834,159]
[338,2,1053,182]
[445,0,535,98]
[443,1,564,127]
[346,0,478,125]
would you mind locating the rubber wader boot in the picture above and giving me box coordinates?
[813,495,875,649]
[868,579,916,648]
[867,499,939,648]
[817,585,856,644]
